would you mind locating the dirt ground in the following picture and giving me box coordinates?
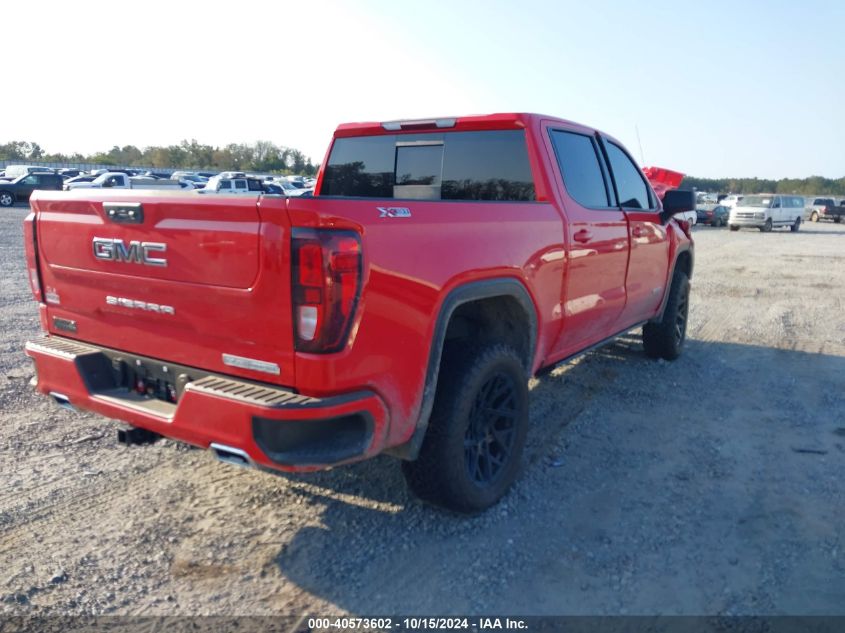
[1,207,844,616]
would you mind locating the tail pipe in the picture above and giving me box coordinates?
[210,443,253,468]
[49,391,76,412]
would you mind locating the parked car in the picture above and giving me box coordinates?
[728,194,804,232]
[1,165,55,180]
[721,194,744,209]
[171,172,208,187]
[200,174,265,194]
[63,175,97,186]
[262,183,285,194]
[807,197,843,223]
[139,171,173,180]
[271,178,310,197]
[24,112,695,513]
[697,205,730,227]
[65,172,183,190]
[0,172,64,207]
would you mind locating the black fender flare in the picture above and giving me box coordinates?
[387,278,537,460]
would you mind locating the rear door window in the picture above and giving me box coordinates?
[321,130,535,201]
[549,130,612,208]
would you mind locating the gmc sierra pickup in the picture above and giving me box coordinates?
[23,113,695,513]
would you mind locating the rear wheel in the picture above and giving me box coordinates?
[791,217,801,232]
[402,344,529,513]
[0,191,14,207]
[811,211,819,222]
[643,270,690,361]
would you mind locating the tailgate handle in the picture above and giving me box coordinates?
[104,202,144,224]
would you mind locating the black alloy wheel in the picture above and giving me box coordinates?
[464,372,518,487]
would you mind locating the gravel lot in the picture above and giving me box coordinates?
[1,205,844,616]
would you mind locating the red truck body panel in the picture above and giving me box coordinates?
[25,112,693,472]
[31,190,297,386]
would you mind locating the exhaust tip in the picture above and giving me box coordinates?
[49,391,76,412]
[210,443,253,468]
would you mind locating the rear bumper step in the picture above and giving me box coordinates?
[25,335,389,470]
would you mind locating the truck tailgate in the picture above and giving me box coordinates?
[31,190,295,385]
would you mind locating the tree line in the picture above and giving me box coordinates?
[680,175,845,196]
[0,140,318,175]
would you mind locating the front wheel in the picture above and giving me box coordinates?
[643,270,690,361]
[0,191,14,207]
[760,219,773,232]
[791,217,801,232]
[402,344,529,514]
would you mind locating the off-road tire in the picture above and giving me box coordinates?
[402,344,529,514]
[791,217,801,232]
[0,191,14,207]
[643,270,690,361]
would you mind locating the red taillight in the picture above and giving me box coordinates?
[23,212,42,302]
[291,229,362,353]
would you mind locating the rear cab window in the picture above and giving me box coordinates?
[320,130,535,201]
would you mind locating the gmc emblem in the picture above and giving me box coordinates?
[92,238,167,267]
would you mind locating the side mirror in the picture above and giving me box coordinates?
[661,189,696,224]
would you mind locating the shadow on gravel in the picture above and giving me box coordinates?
[272,338,845,614]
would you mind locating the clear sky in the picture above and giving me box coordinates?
[5,0,844,179]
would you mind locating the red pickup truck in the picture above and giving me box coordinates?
[23,113,694,513]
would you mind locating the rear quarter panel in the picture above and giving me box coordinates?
[287,195,565,447]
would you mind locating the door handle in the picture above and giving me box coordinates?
[573,229,593,243]
[631,226,645,237]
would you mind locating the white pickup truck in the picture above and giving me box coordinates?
[64,172,187,191]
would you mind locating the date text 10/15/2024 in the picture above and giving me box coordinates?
[306,617,529,631]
